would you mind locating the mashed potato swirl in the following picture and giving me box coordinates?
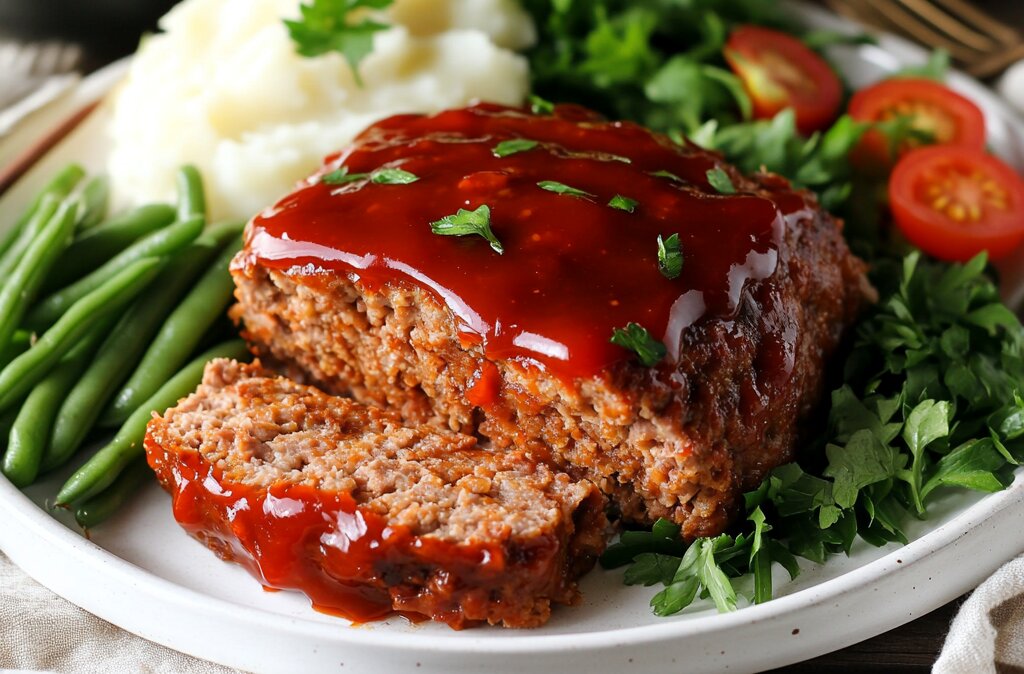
[107,0,534,221]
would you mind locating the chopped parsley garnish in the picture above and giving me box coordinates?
[610,323,667,367]
[706,167,736,194]
[608,194,638,212]
[649,170,684,183]
[657,233,683,279]
[529,94,555,115]
[493,139,540,158]
[322,166,418,185]
[537,181,595,199]
[371,167,419,184]
[321,167,368,185]
[284,0,394,86]
[429,205,504,255]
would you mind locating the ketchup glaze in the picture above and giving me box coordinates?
[149,441,589,628]
[240,103,813,378]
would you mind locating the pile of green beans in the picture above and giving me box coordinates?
[0,164,251,528]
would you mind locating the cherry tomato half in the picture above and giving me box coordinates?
[849,78,986,170]
[724,25,843,135]
[889,146,1024,262]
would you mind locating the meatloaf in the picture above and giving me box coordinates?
[231,103,871,540]
[145,359,607,628]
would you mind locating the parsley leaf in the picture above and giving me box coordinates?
[284,0,393,86]
[651,573,700,616]
[706,167,736,194]
[608,194,638,212]
[610,322,667,366]
[323,165,418,185]
[537,180,595,199]
[429,205,504,255]
[649,169,684,183]
[529,94,555,115]
[624,553,682,587]
[657,233,683,280]
[321,166,368,184]
[493,139,540,158]
[822,429,903,509]
[900,399,951,511]
[649,537,737,615]
[600,518,685,569]
[371,167,419,184]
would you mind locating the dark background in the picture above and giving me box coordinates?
[0,0,1022,73]
[0,0,1022,672]
[0,0,179,67]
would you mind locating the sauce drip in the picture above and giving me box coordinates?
[243,104,811,377]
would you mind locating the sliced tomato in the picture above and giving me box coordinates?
[889,146,1024,261]
[849,78,986,170]
[723,25,843,135]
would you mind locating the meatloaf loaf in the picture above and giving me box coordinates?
[145,359,607,628]
[231,103,871,540]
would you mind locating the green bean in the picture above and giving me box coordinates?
[0,331,30,371]
[0,199,79,353]
[26,215,202,330]
[1,327,105,487]
[0,163,84,260]
[56,339,250,506]
[176,165,206,222]
[0,193,61,281]
[45,204,176,291]
[0,257,163,413]
[76,175,110,231]
[104,235,242,425]
[0,408,16,448]
[201,220,245,247]
[3,369,78,487]
[74,457,152,528]
[46,237,223,466]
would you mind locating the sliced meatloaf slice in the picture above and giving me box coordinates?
[144,359,608,629]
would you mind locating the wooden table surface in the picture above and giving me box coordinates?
[1,1,1022,672]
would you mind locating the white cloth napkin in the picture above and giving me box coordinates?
[0,551,240,674]
[935,555,1024,674]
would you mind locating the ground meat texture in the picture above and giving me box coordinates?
[144,359,608,629]
[231,103,872,540]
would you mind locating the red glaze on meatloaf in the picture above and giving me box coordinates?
[145,359,608,628]
[231,103,871,539]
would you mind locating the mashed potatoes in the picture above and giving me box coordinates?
[107,0,535,221]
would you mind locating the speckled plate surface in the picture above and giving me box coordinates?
[2,6,1024,673]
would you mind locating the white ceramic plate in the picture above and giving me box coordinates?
[2,6,1024,674]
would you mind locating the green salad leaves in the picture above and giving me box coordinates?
[523,0,802,135]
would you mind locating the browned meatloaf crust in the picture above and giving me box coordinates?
[231,107,871,540]
[145,359,608,629]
